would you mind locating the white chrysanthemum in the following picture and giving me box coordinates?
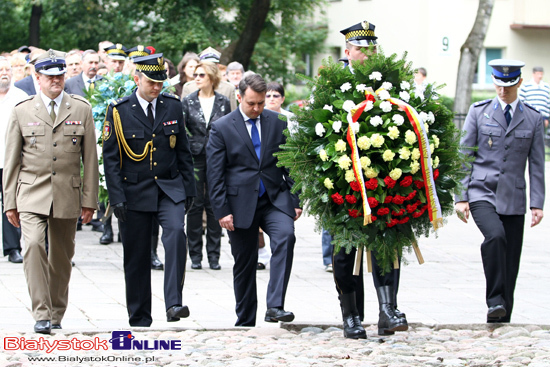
[381,82,392,90]
[319,149,328,162]
[400,81,411,90]
[332,120,342,133]
[430,143,435,154]
[369,71,382,81]
[388,126,400,140]
[340,82,352,92]
[315,123,325,137]
[389,168,403,180]
[356,84,367,92]
[380,101,392,113]
[324,178,334,189]
[378,90,391,100]
[360,156,371,167]
[405,130,417,145]
[427,111,435,124]
[370,115,383,127]
[399,147,411,160]
[345,170,356,183]
[399,90,410,102]
[411,148,420,161]
[370,133,385,148]
[365,167,378,178]
[382,150,395,162]
[392,114,405,126]
[323,104,333,112]
[335,139,347,152]
[350,120,360,133]
[357,136,371,150]
[433,156,440,168]
[433,135,440,148]
[419,111,428,123]
[342,100,356,112]
[365,100,374,112]
[338,155,352,170]
[410,160,420,174]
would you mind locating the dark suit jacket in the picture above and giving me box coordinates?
[14,76,36,96]
[102,91,196,212]
[64,73,87,96]
[182,90,231,156]
[206,108,300,229]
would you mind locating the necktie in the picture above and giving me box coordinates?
[249,119,266,197]
[88,79,95,90]
[504,104,512,126]
[49,100,56,122]
[147,103,154,125]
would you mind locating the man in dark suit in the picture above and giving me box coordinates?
[64,50,101,97]
[14,74,37,96]
[207,74,302,326]
[456,59,545,323]
[102,53,196,327]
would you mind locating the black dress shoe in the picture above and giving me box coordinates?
[92,224,104,233]
[487,305,506,318]
[257,263,266,270]
[8,249,23,263]
[265,308,295,323]
[76,222,82,231]
[34,320,51,334]
[166,305,190,321]
[151,251,164,270]
[191,262,202,270]
[52,324,62,329]
[100,233,113,245]
[209,263,221,270]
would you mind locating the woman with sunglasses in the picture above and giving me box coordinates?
[182,61,231,271]
[265,82,296,132]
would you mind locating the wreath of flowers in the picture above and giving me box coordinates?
[276,49,467,272]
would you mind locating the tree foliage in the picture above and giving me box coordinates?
[0,0,327,84]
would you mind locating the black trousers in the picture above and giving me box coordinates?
[0,169,22,256]
[227,194,295,327]
[120,192,188,326]
[187,153,221,264]
[333,242,401,320]
[470,200,525,322]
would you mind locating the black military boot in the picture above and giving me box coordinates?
[100,217,113,245]
[151,233,163,270]
[376,286,408,336]
[340,292,367,339]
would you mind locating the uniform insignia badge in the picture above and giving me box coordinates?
[65,121,82,125]
[103,121,112,141]
[72,137,78,145]
[27,122,40,126]
[488,137,493,148]
[170,135,176,149]
[163,120,177,126]
[30,137,37,148]
[484,113,490,119]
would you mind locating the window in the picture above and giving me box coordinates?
[474,47,503,88]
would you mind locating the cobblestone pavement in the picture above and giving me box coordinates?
[2,325,550,366]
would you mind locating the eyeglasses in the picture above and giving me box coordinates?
[266,94,281,99]
[193,73,206,79]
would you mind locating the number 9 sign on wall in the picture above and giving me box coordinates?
[439,36,452,57]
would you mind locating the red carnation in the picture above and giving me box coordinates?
[345,195,357,204]
[400,176,413,187]
[384,176,397,189]
[350,181,361,192]
[365,178,378,190]
[412,210,424,218]
[367,197,379,208]
[398,217,410,224]
[392,208,406,216]
[406,204,417,213]
[348,209,361,218]
[371,215,378,222]
[386,218,399,228]
[406,190,417,201]
[392,195,405,205]
[331,193,344,205]
[414,180,424,189]
[384,196,393,204]
[433,169,440,180]
[377,207,390,216]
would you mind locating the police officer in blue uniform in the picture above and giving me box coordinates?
[102,53,196,327]
[456,59,545,323]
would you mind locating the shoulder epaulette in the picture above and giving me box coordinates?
[473,99,491,107]
[15,95,34,106]
[523,102,540,112]
[70,94,91,106]
[112,96,130,106]
[162,92,180,100]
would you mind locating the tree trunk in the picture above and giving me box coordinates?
[29,3,43,47]
[453,0,495,117]
[220,0,271,69]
